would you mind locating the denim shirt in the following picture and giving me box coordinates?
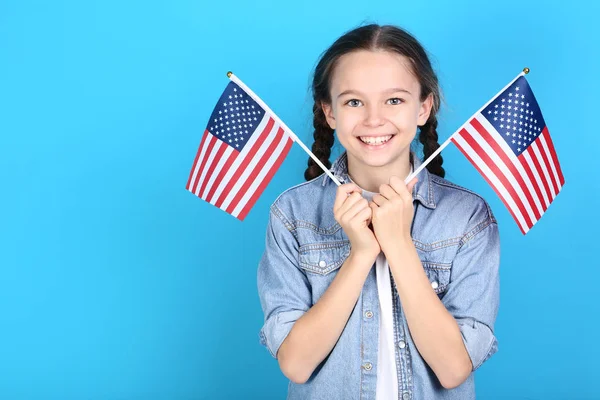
[257,149,500,400]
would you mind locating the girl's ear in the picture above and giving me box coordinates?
[417,93,434,127]
[321,102,336,130]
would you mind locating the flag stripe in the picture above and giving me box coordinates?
[521,146,551,208]
[215,117,277,208]
[226,126,286,214]
[475,115,549,215]
[230,127,292,217]
[203,148,238,202]
[471,116,542,221]
[541,127,565,187]
[459,125,535,229]
[220,119,282,210]
[191,133,218,195]
[538,128,563,194]
[198,140,228,199]
[517,150,549,212]
[186,130,210,192]
[206,114,273,204]
[529,141,555,201]
[185,131,206,191]
[535,133,559,197]
[237,135,293,221]
[451,133,528,234]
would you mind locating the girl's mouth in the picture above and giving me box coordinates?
[357,134,394,149]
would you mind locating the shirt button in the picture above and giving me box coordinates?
[319,260,327,268]
[363,362,372,371]
[403,393,410,400]
[397,340,406,349]
[365,310,373,319]
[431,281,439,289]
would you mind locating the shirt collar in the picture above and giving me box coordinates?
[321,149,437,209]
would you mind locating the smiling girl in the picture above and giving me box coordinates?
[257,23,500,400]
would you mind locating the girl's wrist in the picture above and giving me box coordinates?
[380,235,413,255]
[381,237,414,260]
[348,248,378,269]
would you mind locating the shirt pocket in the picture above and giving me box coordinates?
[298,240,351,275]
[298,240,351,304]
[421,261,451,296]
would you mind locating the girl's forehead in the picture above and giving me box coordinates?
[331,50,419,95]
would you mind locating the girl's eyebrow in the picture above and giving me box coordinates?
[337,87,412,99]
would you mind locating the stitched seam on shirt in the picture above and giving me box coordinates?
[459,218,496,249]
[271,174,324,205]
[271,203,294,231]
[430,178,498,226]
[295,219,343,235]
[412,236,462,250]
[391,272,405,395]
[431,177,489,201]
[360,287,364,400]
[299,240,350,252]
[421,262,452,270]
[298,259,345,275]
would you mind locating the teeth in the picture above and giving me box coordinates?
[359,135,392,145]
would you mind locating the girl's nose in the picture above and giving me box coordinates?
[363,104,385,127]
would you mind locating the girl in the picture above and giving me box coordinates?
[257,24,500,400]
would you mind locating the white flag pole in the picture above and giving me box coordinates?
[226,71,343,186]
[404,67,530,184]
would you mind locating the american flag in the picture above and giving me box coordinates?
[186,80,294,221]
[451,76,564,235]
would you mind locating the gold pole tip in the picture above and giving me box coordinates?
[523,67,530,74]
[226,71,232,78]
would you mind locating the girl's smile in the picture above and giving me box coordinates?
[357,133,396,149]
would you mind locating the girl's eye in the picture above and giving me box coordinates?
[345,99,362,107]
[345,98,403,107]
[388,98,404,105]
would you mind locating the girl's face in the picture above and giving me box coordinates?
[322,50,433,173]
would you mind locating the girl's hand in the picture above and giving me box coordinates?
[333,183,381,263]
[369,176,418,253]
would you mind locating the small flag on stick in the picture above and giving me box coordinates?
[407,68,565,234]
[186,72,343,220]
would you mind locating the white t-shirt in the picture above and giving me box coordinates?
[349,163,413,400]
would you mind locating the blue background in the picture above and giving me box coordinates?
[1,0,598,399]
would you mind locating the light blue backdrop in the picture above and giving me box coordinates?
[1,0,598,399]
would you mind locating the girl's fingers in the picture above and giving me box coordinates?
[378,184,396,200]
[407,177,418,194]
[371,193,384,206]
[338,193,366,221]
[343,197,370,222]
[389,175,417,202]
[334,183,363,213]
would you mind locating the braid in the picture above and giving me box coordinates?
[304,102,335,181]
[418,116,445,178]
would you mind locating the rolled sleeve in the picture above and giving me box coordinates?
[257,203,311,359]
[442,216,501,371]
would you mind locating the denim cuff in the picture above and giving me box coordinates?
[260,309,307,359]
[456,316,498,371]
